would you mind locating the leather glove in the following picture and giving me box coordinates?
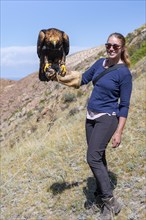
[54,71,82,89]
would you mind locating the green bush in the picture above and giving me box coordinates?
[27,110,33,118]
[130,40,146,66]
[63,93,76,103]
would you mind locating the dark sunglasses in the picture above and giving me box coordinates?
[105,43,121,50]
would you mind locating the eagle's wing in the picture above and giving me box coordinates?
[62,32,70,56]
[37,30,46,58]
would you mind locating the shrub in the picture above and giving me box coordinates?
[68,107,79,116]
[27,110,33,118]
[130,40,146,66]
[63,93,76,103]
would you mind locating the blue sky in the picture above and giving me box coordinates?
[1,0,145,80]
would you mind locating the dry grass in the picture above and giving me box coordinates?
[1,73,146,220]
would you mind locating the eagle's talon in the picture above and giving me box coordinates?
[44,63,52,73]
[60,64,67,76]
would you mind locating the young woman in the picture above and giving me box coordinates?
[80,33,132,219]
[52,32,132,219]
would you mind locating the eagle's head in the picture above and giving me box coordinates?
[44,29,62,48]
[49,36,60,47]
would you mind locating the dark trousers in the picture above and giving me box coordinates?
[86,114,118,198]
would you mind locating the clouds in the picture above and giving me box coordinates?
[1,45,88,80]
[1,46,38,66]
[1,46,39,79]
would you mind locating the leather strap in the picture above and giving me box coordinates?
[93,63,126,86]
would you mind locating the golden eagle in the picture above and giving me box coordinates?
[37,28,69,81]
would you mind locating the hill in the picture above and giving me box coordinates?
[0,24,146,220]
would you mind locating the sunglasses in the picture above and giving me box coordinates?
[105,43,121,50]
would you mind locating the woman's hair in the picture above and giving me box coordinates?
[108,33,131,68]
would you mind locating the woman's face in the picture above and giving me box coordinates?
[105,36,124,60]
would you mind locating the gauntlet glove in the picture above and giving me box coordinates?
[54,70,82,89]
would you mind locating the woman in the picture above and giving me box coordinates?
[80,33,132,219]
[53,32,132,219]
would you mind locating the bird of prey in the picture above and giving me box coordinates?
[37,28,70,81]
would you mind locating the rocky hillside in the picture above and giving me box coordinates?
[0,78,16,93]
[0,24,146,220]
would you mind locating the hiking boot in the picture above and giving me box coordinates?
[103,197,121,215]
[99,197,122,220]
[99,205,112,220]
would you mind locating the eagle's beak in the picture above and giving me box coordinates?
[52,40,56,48]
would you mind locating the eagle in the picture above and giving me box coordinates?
[37,28,70,81]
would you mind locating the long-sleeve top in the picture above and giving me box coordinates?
[81,58,132,118]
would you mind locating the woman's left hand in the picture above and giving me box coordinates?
[112,132,121,148]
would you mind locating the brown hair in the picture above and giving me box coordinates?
[108,33,131,68]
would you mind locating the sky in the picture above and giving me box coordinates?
[1,0,145,80]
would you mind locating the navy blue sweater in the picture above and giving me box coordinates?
[81,58,132,118]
